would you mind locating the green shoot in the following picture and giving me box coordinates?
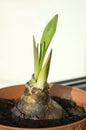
[37,49,52,88]
[32,14,58,89]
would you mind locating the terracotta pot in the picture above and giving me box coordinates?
[0,84,86,130]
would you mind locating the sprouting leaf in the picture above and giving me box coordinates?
[37,49,52,89]
[33,36,39,79]
[40,14,58,58]
[39,15,58,74]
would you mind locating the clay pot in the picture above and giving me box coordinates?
[0,84,86,130]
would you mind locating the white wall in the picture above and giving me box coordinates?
[0,0,86,88]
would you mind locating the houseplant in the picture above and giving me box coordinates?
[0,14,86,130]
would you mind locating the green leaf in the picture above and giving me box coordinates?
[33,36,39,79]
[37,49,52,89]
[40,14,58,55]
[39,14,58,75]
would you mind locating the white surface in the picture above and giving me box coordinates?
[0,0,86,88]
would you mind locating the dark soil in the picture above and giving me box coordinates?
[0,97,86,128]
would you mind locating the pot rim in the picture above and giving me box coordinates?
[0,118,86,130]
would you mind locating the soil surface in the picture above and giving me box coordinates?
[0,97,86,128]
